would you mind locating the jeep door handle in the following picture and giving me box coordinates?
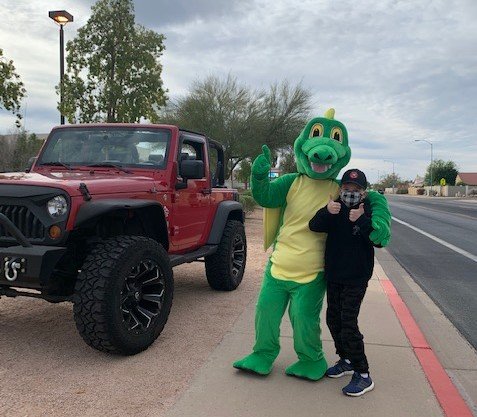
[201,188,212,195]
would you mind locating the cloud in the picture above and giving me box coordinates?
[1,0,476,181]
[134,0,253,27]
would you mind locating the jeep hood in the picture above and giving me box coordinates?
[0,171,156,197]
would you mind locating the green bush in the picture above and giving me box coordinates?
[239,194,257,216]
[240,189,252,197]
[396,188,408,194]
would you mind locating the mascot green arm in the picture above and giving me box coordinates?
[366,190,392,247]
[251,145,298,208]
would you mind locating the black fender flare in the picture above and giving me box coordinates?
[74,199,169,249]
[207,201,244,245]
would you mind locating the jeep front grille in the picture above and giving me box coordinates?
[0,205,45,240]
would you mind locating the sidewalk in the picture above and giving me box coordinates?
[164,259,472,417]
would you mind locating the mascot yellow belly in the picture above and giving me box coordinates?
[270,177,339,283]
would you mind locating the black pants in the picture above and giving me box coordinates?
[326,281,369,373]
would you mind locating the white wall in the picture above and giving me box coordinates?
[421,185,477,197]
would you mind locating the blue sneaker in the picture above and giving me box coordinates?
[325,359,354,378]
[342,372,375,396]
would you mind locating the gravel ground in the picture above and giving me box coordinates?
[0,210,267,417]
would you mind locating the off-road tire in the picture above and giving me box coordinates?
[73,236,173,355]
[205,220,246,291]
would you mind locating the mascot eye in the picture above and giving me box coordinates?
[310,123,324,138]
[330,127,343,142]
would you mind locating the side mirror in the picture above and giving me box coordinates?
[25,157,37,172]
[181,159,204,180]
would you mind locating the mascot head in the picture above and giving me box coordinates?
[294,108,351,179]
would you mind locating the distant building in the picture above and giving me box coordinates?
[37,133,49,141]
[411,175,425,187]
[456,172,477,186]
[269,167,282,179]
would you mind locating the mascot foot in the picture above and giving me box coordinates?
[285,358,328,381]
[233,353,274,376]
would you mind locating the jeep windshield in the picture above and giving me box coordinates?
[37,127,171,169]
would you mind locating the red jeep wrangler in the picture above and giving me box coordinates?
[0,124,247,355]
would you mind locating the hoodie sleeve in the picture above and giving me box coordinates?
[309,206,333,233]
[355,200,380,245]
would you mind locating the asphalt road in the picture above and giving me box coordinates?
[383,195,477,349]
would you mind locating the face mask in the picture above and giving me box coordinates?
[340,190,363,208]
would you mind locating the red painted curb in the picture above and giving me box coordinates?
[379,276,473,417]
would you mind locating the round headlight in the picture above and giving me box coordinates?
[47,195,68,217]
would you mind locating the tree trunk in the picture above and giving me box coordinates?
[107,41,117,122]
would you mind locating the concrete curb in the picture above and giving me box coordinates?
[375,263,474,417]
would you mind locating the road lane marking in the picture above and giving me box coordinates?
[389,201,477,221]
[392,216,477,263]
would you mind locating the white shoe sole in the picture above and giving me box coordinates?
[326,370,354,378]
[344,381,375,396]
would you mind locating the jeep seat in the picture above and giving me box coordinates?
[108,145,139,164]
[148,154,164,164]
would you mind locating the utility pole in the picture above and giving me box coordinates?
[415,139,433,196]
[383,160,395,194]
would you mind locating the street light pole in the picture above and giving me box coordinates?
[49,10,74,125]
[59,24,65,125]
[383,160,395,194]
[370,168,380,187]
[414,139,433,196]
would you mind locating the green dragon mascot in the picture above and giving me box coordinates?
[233,108,391,380]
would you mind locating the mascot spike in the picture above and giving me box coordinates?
[324,108,335,119]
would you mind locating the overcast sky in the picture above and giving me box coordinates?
[0,0,476,182]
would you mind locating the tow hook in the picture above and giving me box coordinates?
[3,257,26,282]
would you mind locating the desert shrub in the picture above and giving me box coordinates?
[239,194,257,216]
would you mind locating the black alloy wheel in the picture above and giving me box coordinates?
[205,219,247,291]
[74,236,173,355]
[231,233,246,279]
[121,260,165,333]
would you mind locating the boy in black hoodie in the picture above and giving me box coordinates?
[309,169,376,397]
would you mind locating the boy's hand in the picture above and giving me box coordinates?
[327,195,341,214]
[349,203,364,222]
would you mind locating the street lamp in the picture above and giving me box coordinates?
[383,160,395,194]
[49,10,74,125]
[369,168,381,188]
[414,139,433,196]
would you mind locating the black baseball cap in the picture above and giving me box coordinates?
[341,169,367,189]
